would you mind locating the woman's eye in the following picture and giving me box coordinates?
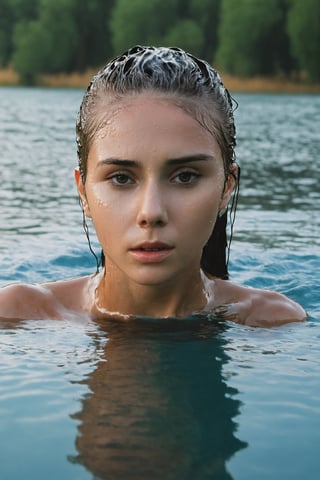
[110,173,133,186]
[174,171,199,184]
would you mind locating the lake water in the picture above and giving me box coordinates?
[0,87,319,479]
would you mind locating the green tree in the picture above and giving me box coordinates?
[270,0,296,75]
[0,0,15,66]
[287,0,320,81]
[215,0,291,76]
[71,0,115,71]
[188,0,221,62]
[110,0,184,55]
[13,0,77,83]
[0,0,39,66]
[10,0,115,83]
[163,19,204,56]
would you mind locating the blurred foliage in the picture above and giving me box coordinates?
[0,0,39,66]
[110,0,182,53]
[7,0,114,83]
[13,0,78,83]
[215,0,295,76]
[0,0,318,84]
[188,0,221,61]
[287,0,320,81]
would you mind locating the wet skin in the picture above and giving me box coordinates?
[77,93,234,317]
[0,93,306,325]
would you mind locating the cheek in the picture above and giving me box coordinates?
[85,187,113,237]
[86,181,121,220]
[193,204,218,240]
[86,185,134,244]
[176,189,222,243]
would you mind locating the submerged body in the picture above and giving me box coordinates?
[0,272,306,326]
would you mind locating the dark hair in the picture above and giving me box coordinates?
[77,46,239,279]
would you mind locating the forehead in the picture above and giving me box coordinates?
[91,93,222,159]
[94,89,214,127]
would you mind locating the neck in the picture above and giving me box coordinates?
[93,267,214,319]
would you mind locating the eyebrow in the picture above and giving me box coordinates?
[97,154,215,168]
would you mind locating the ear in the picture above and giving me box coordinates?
[74,168,92,218]
[219,163,238,210]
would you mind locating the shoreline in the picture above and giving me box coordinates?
[1,67,320,94]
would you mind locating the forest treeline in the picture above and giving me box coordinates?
[0,0,319,84]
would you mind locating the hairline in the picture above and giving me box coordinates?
[82,88,230,182]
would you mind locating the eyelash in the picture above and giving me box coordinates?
[107,170,201,187]
[109,173,133,186]
[172,171,200,185]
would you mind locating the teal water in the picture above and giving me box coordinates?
[0,88,319,479]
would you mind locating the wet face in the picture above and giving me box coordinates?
[76,93,234,286]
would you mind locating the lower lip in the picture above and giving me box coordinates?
[129,248,174,263]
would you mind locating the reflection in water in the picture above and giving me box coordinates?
[0,89,319,480]
[71,317,247,480]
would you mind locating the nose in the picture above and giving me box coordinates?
[136,179,168,228]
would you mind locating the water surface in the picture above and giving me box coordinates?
[0,88,319,479]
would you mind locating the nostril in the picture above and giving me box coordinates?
[139,218,165,228]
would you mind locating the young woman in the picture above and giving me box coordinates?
[0,46,306,326]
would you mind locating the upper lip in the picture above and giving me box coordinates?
[130,241,174,250]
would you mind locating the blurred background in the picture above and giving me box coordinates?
[0,0,319,89]
[0,8,319,477]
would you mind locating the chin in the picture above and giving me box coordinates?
[128,269,177,287]
[132,276,173,287]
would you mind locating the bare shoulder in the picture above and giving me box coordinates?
[213,279,307,327]
[0,276,92,321]
[0,282,60,320]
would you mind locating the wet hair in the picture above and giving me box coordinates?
[76,46,239,279]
